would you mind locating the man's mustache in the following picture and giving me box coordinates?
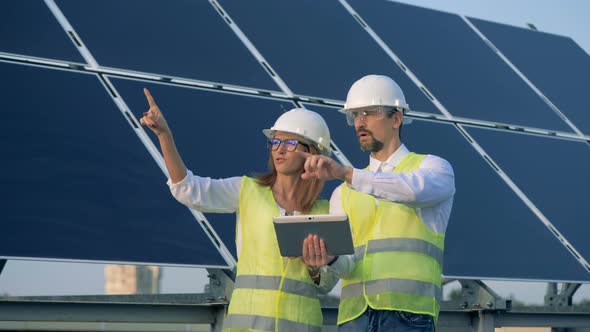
[356,128,373,136]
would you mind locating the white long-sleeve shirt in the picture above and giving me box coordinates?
[167,172,339,293]
[326,144,456,278]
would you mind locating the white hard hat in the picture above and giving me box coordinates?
[339,74,410,113]
[263,108,331,156]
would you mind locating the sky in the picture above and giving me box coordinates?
[1,0,590,304]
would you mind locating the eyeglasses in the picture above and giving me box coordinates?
[268,138,309,152]
[268,138,310,152]
[345,107,398,126]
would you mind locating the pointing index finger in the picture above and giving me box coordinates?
[143,88,157,108]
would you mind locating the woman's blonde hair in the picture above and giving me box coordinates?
[255,144,324,213]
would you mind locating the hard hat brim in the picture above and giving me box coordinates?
[262,128,274,139]
[262,129,332,156]
[338,105,409,114]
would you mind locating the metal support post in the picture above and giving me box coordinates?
[546,282,581,307]
[442,278,456,286]
[205,268,234,331]
[440,280,510,331]
[476,310,495,332]
[212,308,226,332]
[457,280,511,311]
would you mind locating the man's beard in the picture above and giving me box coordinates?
[358,129,384,152]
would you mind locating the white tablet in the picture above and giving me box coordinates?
[273,213,354,257]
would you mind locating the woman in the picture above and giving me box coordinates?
[140,88,337,332]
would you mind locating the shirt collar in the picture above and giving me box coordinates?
[368,144,409,172]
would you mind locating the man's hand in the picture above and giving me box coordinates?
[302,234,334,267]
[293,151,352,182]
[140,88,171,137]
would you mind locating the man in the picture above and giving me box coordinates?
[299,74,455,331]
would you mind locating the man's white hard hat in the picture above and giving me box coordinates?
[339,74,410,113]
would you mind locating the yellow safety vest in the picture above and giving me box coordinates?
[338,153,445,325]
[223,176,328,332]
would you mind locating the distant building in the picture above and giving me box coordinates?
[105,265,161,294]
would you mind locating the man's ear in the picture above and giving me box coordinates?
[392,111,403,129]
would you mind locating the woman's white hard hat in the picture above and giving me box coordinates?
[263,108,332,156]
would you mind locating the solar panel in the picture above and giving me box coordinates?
[54,0,278,91]
[347,0,573,132]
[2,0,589,282]
[0,60,227,267]
[469,17,590,136]
[217,0,441,115]
[465,125,590,268]
[0,1,83,63]
[110,76,300,259]
[305,103,590,281]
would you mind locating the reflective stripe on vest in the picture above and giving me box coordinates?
[353,238,443,267]
[224,314,323,332]
[235,275,318,299]
[341,279,442,303]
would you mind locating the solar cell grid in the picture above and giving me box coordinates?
[347,0,574,133]
[55,0,279,91]
[0,61,227,267]
[2,0,590,281]
[0,1,83,63]
[470,17,590,136]
[218,0,442,115]
[110,76,305,259]
[465,125,590,271]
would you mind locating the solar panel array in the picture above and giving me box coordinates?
[2,0,590,282]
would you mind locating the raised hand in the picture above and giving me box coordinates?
[293,151,352,182]
[302,234,334,267]
[140,88,171,137]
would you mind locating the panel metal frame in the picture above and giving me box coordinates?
[44,0,97,67]
[0,51,74,69]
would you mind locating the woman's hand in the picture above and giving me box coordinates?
[140,88,171,137]
[302,234,334,267]
[139,88,188,183]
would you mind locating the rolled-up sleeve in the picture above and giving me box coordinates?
[350,155,455,208]
[167,170,242,213]
[316,255,356,293]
